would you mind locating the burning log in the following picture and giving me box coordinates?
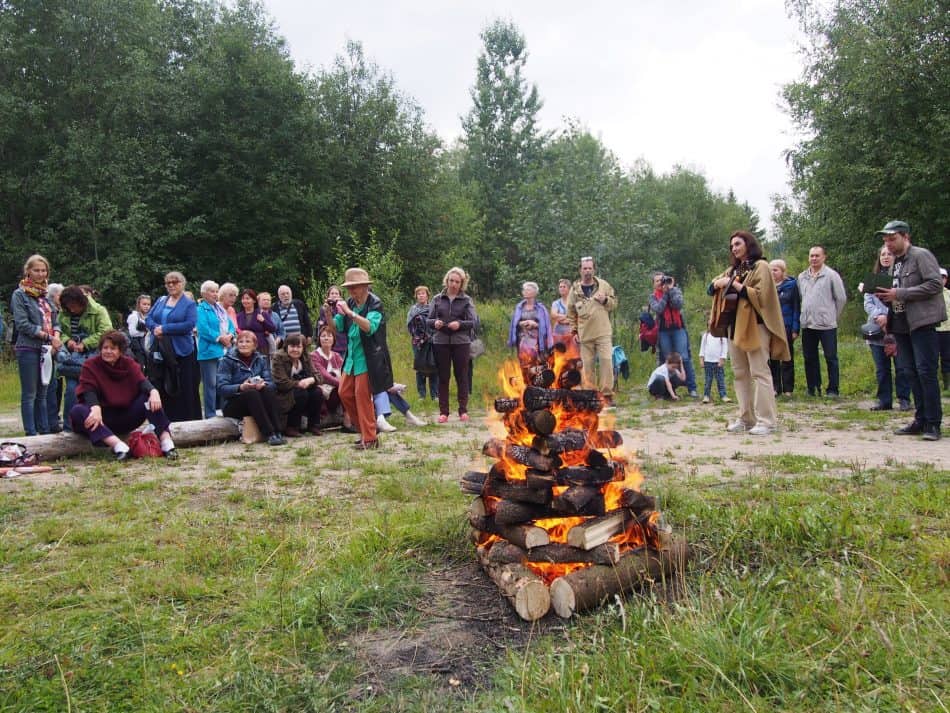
[503,409,557,437]
[522,386,604,413]
[530,368,556,388]
[552,486,605,516]
[557,369,582,389]
[590,430,623,449]
[493,398,521,414]
[485,479,552,505]
[493,499,552,525]
[487,540,621,566]
[619,490,656,515]
[553,465,617,487]
[482,439,560,472]
[549,540,689,618]
[468,500,550,549]
[566,509,631,550]
[476,545,551,621]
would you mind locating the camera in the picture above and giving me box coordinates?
[661,276,674,286]
[250,376,263,384]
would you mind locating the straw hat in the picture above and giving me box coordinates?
[341,268,372,287]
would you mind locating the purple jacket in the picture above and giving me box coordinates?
[507,299,554,350]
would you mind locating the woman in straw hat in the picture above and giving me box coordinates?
[332,268,395,450]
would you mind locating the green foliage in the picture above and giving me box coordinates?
[779,0,950,285]
[461,19,546,291]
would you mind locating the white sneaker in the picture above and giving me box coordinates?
[376,414,397,433]
[405,411,426,426]
[749,424,774,436]
[721,397,731,403]
[701,396,710,404]
[726,420,748,433]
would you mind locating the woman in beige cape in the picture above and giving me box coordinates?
[710,231,790,435]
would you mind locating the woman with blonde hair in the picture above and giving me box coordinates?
[427,267,477,423]
[145,270,201,421]
[11,254,62,435]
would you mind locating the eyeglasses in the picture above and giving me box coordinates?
[165,280,181,285]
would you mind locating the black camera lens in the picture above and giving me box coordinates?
[661,276,673,285]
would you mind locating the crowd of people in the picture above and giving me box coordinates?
[7,223,948,457]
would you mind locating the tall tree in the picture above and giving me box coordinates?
[780,0,949,282]
[461,19,545,292]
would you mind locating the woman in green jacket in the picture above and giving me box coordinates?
[57,285,113,432]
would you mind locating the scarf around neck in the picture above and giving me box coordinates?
[19,278,48,299]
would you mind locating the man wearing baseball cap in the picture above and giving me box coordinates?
[873,220,946,440]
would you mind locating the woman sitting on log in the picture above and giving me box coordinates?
[310,326,351,430]
[217,331,286,446]
[272,334,323,437]
[70,330,178,460]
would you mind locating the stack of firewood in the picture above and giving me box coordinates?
[462,350,687,620]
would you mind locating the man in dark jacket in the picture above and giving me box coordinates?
[874,220,947,441]
[276,285,313,344]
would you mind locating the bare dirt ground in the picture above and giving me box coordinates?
[2,399,947,700]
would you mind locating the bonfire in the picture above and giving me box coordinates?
[462,343,688,620]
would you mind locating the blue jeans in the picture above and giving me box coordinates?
[199,358,220,419]
[869,343,910,408]
[61,377,80,432]
[16,348,49,436]
[703,362,726,398]
[894,327,942,429]
[658,328,697,392]
[802,327,839,395]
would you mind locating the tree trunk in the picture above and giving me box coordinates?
[549,540,689,618]
[13,417,240,460]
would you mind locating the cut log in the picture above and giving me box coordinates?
[493,398,521,414]
[557,369,582,389]
[488,540,620,566]
[466,497,490,532]
[566,509,631,550]
[552,486,604,515]
[619,490,656,515]
[475,546,551,621]
[495,522,550,550]
[484,479,552,505]
[554,465,617,487]
[531,428,623,455]
[13,417,240,460]
[482,439,559,472]
[502,409,557,437]
[525,470,557,490]
[590,430,623,449]
[549,540,688,618]
[530,368,556,388]
[493,499,553,525]
[522,386,604,413]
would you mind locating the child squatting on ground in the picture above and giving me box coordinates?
[699,328,731,404]
[647,351,687,401]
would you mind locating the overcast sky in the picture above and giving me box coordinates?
[261,0,807,233]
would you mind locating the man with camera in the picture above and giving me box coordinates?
[567,256,617,404]
[650,272,698,397]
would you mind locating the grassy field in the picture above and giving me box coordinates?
[0,302,947,711]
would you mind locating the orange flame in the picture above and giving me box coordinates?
[525,560,593,584]
[533,516,589,543]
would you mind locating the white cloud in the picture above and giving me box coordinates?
[262,0,807,230]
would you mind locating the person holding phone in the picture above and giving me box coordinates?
[217,331,286,445]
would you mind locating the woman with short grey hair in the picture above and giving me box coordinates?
[196,280,236,418]
[508,280,553,365]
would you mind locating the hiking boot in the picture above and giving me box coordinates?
[921,426,941,441]
[894,421,924,436]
